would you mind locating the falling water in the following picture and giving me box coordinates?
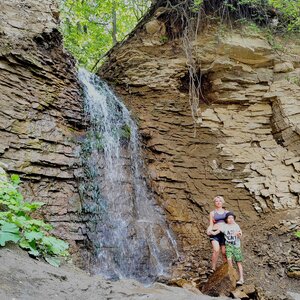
[78,69,178,283]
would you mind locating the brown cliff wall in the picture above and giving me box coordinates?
[99,15,300,293]
[0,0,85,254]
[0,0,299,295]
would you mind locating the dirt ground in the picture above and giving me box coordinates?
[0,209,299,300]
[238,208,300,299]
[0,245,230,300]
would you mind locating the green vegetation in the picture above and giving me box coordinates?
[296,231,300,238]
[0,174,69,267]
[269,0,300,31]
[159,35,169,43]
[120,124,131,140]
[59,0,151,71]
[199,0,299,32]
[287,76,300,86]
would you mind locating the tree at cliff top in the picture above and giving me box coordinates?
[150,0,299,30]
[59,0,299,71]
[59,0,151,71]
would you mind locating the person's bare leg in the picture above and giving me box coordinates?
[227,257,233,267]
[237,262,244,282]
[211,240,220,271]
[221,245,227,263]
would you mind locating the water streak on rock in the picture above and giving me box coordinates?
[78,69,178,283]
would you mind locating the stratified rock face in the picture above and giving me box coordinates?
[0,0,85,252]
[99,12,300,291]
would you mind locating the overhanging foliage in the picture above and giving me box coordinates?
[59,0,299,71]
[59,0,151,70]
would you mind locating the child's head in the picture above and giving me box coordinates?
[225,211,236,224]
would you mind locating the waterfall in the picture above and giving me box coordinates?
[78,69,178,283]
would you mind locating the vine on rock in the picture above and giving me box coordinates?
[152,0,299,128]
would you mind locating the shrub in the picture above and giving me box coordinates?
[0,174,69,267]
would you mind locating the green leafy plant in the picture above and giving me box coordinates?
[159,35,169,44]
[0,174,69,267]
[295,231,300,239]
[268,0,300,32]
[191,0,203,13]
[287,76,300,86]
[120,124,131,140]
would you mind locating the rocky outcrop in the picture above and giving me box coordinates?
[0,0,85,256]
[202,263,237,296]
[99,13,300,296]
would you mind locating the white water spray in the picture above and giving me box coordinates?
[78,69,178,283]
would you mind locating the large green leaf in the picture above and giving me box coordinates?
[42,236,69,256]
[10,174,21,186]
[24,231,44,241]
[19,238,40,257]
[0,222,20,246]
[45,256,61,267]
[12,215,28,227]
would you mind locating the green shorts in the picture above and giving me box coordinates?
[226,244,243,262]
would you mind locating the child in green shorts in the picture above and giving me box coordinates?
[211,211,244,285]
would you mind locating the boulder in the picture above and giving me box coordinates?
[231,289,249,299]
[274,62,294,73]
[287,265,300,279]
[145,19,166,35]
[201,263,238,297]
[232,284,256,299]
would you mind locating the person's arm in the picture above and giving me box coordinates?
[236,224,242,237]
[206,211,214,235]
[210,228,221,235]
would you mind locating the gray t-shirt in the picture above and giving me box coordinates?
[220,223,241,248]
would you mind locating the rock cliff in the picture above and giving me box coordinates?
[0,0,299,297]
[99,10,300,296]
[0,0,85,256]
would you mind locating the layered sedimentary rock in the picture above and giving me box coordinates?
[99,13,300,292]
[0,0,85,252]
[1,0,299,295]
